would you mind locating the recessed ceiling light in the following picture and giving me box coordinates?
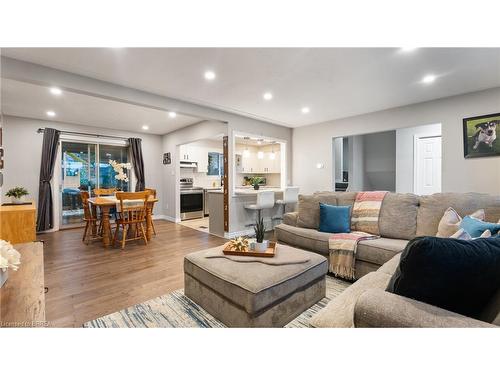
[142,125,149,130]
[204,71,216,81]
[168,111,177,118]
[50,87,62,95]
[46,110,56,117]
[400,47,418,52]
[421,74,436,84]
[301,107,310,114]
[263,92,273,101]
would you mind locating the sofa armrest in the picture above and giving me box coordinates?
[354,289,494,328]
[283,212,298,226]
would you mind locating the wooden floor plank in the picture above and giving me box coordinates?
[39,220,226,327]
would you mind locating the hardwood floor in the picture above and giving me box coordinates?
[39,220,226,327]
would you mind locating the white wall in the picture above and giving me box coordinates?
[293,87,500,195]
[2,115,164,218]
[396,123,442,193]
[162,119,292,222]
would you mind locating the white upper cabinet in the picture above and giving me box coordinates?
[179,144,197,162]
[238,149,281,174]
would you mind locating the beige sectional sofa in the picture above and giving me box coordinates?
[275,191,500,327]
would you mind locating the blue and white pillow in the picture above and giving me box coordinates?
[459,216,500,238]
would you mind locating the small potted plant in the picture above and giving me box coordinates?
[0,240,21,288]
[5,186,29,204]
[249,176,263,190]
[251,217,268,251]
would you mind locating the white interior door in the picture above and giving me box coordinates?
[414,136,442,195]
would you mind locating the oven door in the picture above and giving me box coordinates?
[180,191,204,220]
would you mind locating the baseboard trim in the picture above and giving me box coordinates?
[159,215,181,223]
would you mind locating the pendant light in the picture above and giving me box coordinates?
[243,137,250,158]
[269,141,276,160]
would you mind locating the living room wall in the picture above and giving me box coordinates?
[2,115,165,227]
[293,87,500,195]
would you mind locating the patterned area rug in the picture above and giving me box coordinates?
[84,275,351,328]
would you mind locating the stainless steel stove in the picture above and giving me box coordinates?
[180,178,204,220]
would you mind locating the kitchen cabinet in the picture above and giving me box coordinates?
[239,150,281,174]
[197,148,209,173]
[180,144,197,162]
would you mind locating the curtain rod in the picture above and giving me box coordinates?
[37,128,132,141]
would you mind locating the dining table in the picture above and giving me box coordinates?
[88,196,159,248]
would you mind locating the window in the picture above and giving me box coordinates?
[207,152,224,176]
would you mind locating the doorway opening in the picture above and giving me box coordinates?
[60,141,130,228]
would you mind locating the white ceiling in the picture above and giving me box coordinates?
[2,48,500,127]
[0,78,203,134]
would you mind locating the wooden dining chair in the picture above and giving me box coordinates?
[93,187,117,197]
[145,187,157,235]
[80,191,102,244]
[113,191,150,249]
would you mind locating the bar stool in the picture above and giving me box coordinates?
[273,187,299,222]
[244,191,275,225]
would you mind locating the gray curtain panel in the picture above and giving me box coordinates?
[129,138,145,191]
[36,128,60,231]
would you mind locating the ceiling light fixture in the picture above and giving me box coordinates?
[204,71,216,81]
[301,107,310,114]
[257,151,264,160]
[421,74,436,84]
[263,92,273,101]
[46,110,56,117]
[50,87,62,95]
[168,111,177,118]
[400,47,418,53]
[142,125,149,130]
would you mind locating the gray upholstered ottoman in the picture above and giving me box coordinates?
[184,244,328,327]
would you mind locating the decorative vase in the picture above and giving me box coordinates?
[253,184,260,190]
[0,269,8,288]
[11,196,25,204]
[252,240,269,252]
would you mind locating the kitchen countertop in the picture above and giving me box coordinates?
[206,187,283,196]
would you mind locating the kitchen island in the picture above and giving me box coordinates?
[208,187,294,238]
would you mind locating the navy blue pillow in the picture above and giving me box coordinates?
[387,236,500,319]
[318,203,351,233]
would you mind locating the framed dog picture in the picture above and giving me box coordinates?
[463,113,500,158]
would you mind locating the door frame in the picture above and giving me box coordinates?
[54,135,133,231]
[413,134,442,195]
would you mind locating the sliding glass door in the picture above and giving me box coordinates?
[60,141,129,227]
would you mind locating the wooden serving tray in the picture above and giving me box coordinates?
[223,241,277,257]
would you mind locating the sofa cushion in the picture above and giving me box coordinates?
[297,194,337,229]
[275,223,330,255]
[377,253,402,275]
[378,193,419,240]
[416,193,500,237]
[356,238,408,266]
[309,271,391,328]
[387,236,500,320]
[328,191,357,207]
[319,204,351,233]
[184,244,328,315]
